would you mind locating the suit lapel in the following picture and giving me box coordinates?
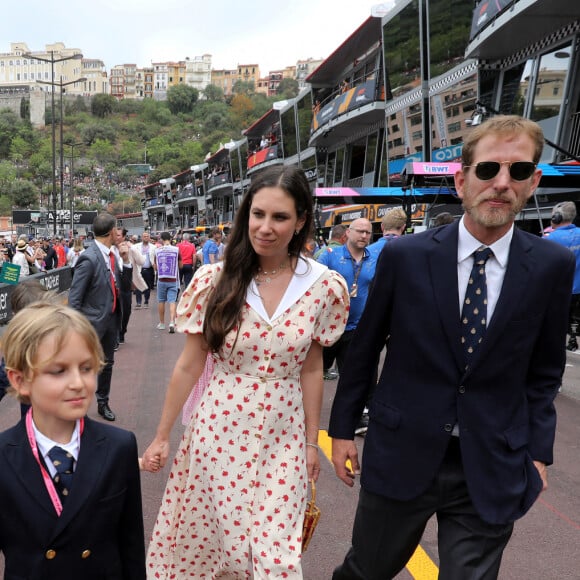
[91,241,117,298]
[50,418,109,536]
[428,222,465,372]
[470,229,533,368]
[90,241,108,277]
[3,421,58,519]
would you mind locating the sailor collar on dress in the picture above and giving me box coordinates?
[247,257,327,323]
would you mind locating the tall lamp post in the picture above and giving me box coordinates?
[25,50,83,235]
[38,75,86,235]
[58,77,86,235]
[67,142,84,238]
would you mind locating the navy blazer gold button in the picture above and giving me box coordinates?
[81,549,91,559]
[45,549,56,559]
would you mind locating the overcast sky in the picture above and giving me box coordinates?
[3,0,380,75]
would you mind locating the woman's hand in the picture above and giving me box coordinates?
[306,445,321,482]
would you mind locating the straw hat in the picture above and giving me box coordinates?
[16,239,28,251]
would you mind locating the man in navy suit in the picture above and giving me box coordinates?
[69,213,132,422]
[329,116,575,579]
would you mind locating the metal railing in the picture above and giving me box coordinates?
[567,111,580,160]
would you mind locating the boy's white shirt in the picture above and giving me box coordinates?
[33,418,81,477]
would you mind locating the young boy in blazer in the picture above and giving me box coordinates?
[0,303,146,579]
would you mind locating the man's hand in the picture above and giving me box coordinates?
[331,438,360,487]
[533,460,548,492]
[117,241,130,262]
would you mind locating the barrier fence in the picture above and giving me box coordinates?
[0,267,73,326]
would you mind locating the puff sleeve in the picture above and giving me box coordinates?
[175,263,222,335]
[313,269,350,347]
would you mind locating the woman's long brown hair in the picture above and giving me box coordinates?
[203,166,313,352]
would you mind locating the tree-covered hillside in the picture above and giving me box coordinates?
[0,80,297,215]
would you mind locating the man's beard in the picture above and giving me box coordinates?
[463,194,527,228]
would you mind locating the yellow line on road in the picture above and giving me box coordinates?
[318,430,439,580]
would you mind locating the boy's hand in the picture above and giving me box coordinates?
[142,438,168,472]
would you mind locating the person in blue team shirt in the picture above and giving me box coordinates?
[367,208,407,257]
[202,227,222,264]
[546,201,580,351]
[318,218,378,434]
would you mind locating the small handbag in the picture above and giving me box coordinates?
[302,479,321,552]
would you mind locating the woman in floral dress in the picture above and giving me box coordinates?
[143,166,349,579]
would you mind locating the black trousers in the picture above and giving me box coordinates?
[180,264,194,289]
[568,294,580,337]
[96,314,119,405]
[333,439,514,580]
[135,267,155,304]
[120,289,132,339]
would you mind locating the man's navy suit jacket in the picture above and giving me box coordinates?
[0,417,145,579]
[329,221,575,525]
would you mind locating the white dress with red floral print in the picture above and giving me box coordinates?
[147,258,349,579]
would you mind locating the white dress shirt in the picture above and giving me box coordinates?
[457,217,513,325]
[33,419,81,478]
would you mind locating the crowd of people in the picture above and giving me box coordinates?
[0,116,578,579]
[0,234,73,276]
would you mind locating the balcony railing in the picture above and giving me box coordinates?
[345,176,364,188]
[312,73,384,135]
[567,111,580,160]
[207,172,232,190]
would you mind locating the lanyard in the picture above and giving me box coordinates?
[25,409,84,516]
[349,252,364,298]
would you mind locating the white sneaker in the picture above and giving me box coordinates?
[169,322,175,334]
[156,323,166,330]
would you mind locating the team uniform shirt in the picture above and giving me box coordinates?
[155,245,180,281]
[367,233,400,257]
[317,244,377,331]
[202,239,219,264]
[547,224,580,294]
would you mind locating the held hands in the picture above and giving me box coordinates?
[331,438,360,487]
[142,437,169,473]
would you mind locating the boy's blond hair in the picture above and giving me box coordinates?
[2,304,104,400]
[381,208,407,231]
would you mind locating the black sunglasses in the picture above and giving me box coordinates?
[464,161,537,181]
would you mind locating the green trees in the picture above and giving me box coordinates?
[167,84,199,115]
[277,78,300,99]
[0,79,287,216]
[91,94,116,118]
[0,109,23,159]
[7,179,38,208]
[232,80,255,97]
[203,84,225,102]
[0,160,38,209]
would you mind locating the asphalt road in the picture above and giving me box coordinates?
[0,300,578,579]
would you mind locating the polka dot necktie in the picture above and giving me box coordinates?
[461,247,493,368]
[48,446,75,501]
